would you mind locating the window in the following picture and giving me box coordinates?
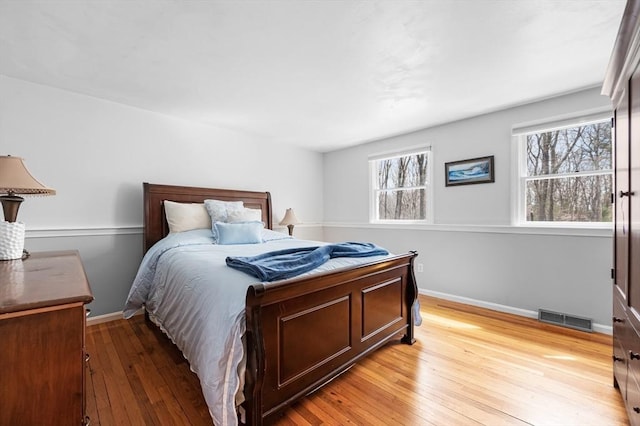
[515,117,612,225]
[370,148,431,222]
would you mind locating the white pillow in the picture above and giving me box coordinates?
[164,200,211,233]
[227,207,262,223]
[204,199,244,223]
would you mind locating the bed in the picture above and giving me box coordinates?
[125,182,419,425]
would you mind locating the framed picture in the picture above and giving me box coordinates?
[445,155,495,187]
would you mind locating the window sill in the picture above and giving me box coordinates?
[323,222,612,237]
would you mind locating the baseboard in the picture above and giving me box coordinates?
[89,292,613,335]
[419,289,612,335]
[87,308,144,326]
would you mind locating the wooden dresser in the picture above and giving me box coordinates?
[604,1,640,424]
[0,250,94,425]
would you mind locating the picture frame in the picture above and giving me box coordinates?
[445,155,495,187]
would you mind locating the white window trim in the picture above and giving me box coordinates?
[512,109,611,136]
[511,112,613,228]
[369,146,433,224]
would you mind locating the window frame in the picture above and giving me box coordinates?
[369,147,433,224]
[512,114,613,228]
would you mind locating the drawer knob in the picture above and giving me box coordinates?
[85,353,90,363]
[613,317,625,323]
[613,355,624,362]
[630,351,640,360]
[634,407,640,414]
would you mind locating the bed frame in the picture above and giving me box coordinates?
[143,182,419,425]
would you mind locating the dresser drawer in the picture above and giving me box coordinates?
[614,335,628,393]
[628,370,640,426]
[0,304,85,425]
[627,317,640,396]
[613,292,629,388]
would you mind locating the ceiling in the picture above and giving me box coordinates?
[0,1,627,152]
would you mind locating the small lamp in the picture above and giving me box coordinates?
[279,208,300,236]
[0,155,55,260]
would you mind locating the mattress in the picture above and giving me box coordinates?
[123,228,391,425]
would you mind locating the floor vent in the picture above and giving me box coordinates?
[538,309,593,332]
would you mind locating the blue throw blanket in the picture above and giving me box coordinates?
[225,242,389,281]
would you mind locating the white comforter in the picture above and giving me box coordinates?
[123,229,391,425]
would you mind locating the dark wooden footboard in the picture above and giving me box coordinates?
[243,251,418,425]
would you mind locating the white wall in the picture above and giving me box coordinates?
[0,75,323,315]
[323,87,615,329]
[0,75,615,329]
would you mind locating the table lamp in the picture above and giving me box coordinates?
[279,208,300,236]
[0,155,55,260]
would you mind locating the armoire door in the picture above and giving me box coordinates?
[628,67,640,314]
[615,80,630,303]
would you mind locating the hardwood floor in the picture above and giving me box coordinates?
[86,296,627,425]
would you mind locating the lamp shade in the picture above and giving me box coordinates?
[0,156,54,259]
[279,208,300,226]
[0,156,56,196]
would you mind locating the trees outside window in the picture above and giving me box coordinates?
[371,150,430,222]
[519,119,612,224]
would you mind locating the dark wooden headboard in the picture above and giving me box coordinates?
[143,182,273,252]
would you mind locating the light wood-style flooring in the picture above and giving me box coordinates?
[86,296,628,425]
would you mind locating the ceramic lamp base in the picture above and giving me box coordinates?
[0,221,25,260]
